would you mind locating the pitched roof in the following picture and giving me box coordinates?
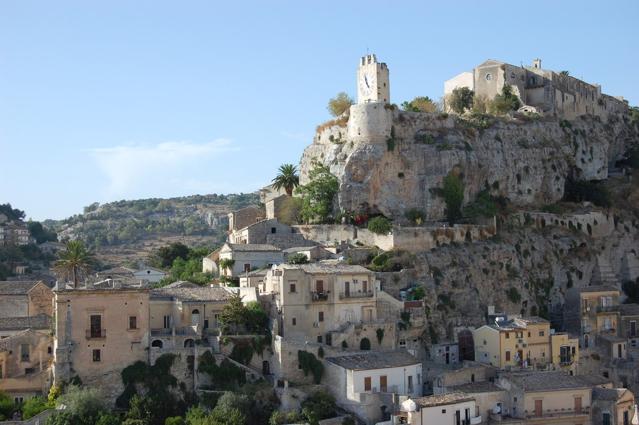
[96,267,135,276]
[502,371,601,392]
[326,351,419,370]
[0,314,51,331]
[412,393,475,408]
[224,243,281,252]
[619,303,639,316]
[592,388,629,401]
[0,281,44,295]
[151,286,234,302]
[280,262,371,274]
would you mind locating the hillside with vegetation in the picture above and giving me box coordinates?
[44,193,260,266]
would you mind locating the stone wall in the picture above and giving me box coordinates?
[512,210,614,239]
[300,111,638,222]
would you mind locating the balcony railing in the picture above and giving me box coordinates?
[311,291,329,302]
[597,305,620,313]
[524,406,590,419]
[339,291,374,300]
[86,329,106,339]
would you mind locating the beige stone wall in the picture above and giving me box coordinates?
[0,329,53,396]
[0,295,28,318]
[54,289,150,393]
[28,284,53,317]
[228,207,264,232]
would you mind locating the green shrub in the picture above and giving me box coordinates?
[405,209,425,225]
[22,396,50,419]
[507,287,522,304]
[448,87,474,114]
[298,351,324,384]
[287,253,309,264]
[367,216,392,234]
[328,92,353,117]
[463,189,497,219]
[0,391,14,420]
[488,84,521,115]
[165,418,185,425]
[442,172,464,225]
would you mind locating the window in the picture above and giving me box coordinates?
[317,335,323,343]
[289,283,296,293]
[163,315,171,329]
[505,351,511,361]
[539,330,545,337]
[505,332,510,339]
[560,346,571,364]
[129,316,137,330]
[316,280,324,293]
[631,321,637,337]
[244,263,251,272]
[90,314,102,338]
[380,375,387,392]
[364,377,371,391]
[20,344,29,362]
[92,349,101,362]
[407,375,413,393]
[271,227,276,234]
[47,346,52,354]
[485,73,492,81]
[292,318,296,326]
[318,312,324,322]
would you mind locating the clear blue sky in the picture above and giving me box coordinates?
[1,0,637,220]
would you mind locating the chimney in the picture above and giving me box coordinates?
[532,58,542,69]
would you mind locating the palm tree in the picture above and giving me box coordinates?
[271,164,300,196]
[53,240,96,288]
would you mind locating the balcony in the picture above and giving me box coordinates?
[86,329,106,339]
[597,305,620,313]
[524,406,590,419]
[311,291,328,302]
[339,291,374,300]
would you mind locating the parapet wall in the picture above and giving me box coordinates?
[512,210,614,238]
[293,219,497,253]
[347,103,393,144]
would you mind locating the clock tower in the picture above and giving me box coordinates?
[357,54,390,104]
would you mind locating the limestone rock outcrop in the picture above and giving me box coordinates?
[300,111,637,222]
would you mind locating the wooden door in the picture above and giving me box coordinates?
[344,281,350,296]
[574,396,582,414]
[535,400,543,417]
[380,375,387,392]
[316,280,324,293]
[364,377,371,391]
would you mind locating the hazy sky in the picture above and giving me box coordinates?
[1,0,638,220]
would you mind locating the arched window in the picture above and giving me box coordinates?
[151,340,163,349]
[191,309,200,326]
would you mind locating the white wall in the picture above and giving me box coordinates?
[444,71,474,96]
[420,400,477,425]
[219,250,284,277]
[348,363,422,399]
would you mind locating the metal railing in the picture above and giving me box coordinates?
[339,291,374,300]
[86,329,106,339]
[311,291,329,302]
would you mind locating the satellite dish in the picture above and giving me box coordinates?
[401,399,417,412]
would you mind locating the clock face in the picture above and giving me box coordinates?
[360,72,373,96]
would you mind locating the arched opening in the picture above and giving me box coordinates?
[151,340,163,349]
[457,329,475,361]
[184,339,195,348]
[191,309,200,326]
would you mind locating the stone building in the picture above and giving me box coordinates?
[325,350,421,424]
[0,281,53,319]
[392,393,481,425]
[228,206,264,232]
[149,285,235,351]
[217,242,283,277]
[0,328,53,399]
[264,263,384,346]
[565,286,621,349]
[444,58,628,120]
[52,280,150,401]
[228,218,313,249]
[473,317,579,372]
[591,388,636,425]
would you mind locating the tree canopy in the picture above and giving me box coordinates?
[271,164,299,197]
[401,96,438,113]
[448,87,474,114]
[442,172,464,225]
[296,163,339,224]
[327,92,353,117]
[53,240,97,287]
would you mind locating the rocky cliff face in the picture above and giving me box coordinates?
[300,111,637,222]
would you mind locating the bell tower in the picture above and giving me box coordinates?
[357,54,390,104]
